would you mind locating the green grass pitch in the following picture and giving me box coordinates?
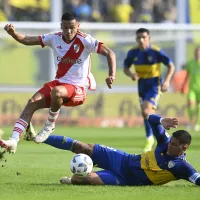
[0,126,200,200]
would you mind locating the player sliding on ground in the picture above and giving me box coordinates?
[0,11,116,154]
[25,114,200,186]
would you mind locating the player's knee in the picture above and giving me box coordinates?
[51,87,62,98]
[27,98,35,104]
[142,108,151,118]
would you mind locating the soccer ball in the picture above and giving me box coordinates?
[70,153,93,176]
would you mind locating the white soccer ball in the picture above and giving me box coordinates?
[70,153,93,176]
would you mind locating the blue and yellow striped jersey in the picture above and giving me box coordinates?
[127,114,200,186]
[124,45,172,79]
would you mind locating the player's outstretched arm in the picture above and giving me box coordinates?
[160,117,179,130]
[4,24,40,46]
[98,44,116,89]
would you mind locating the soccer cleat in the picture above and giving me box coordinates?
[34,124,55,143]
[143,136,154,152]
[59,177,72,184]
[24,122,37,141]
[0,138,18,154]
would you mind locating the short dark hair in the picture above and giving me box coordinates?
[136,28,150,35]
[172,130,192,145]
[61,11,77,21]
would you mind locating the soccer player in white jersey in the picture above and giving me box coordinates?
[0,11,116,154]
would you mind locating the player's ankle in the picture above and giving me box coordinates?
[11,137,19,143]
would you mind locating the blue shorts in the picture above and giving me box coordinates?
[138,78,162,109]
[91,144,144,186]
[139,86,162,109]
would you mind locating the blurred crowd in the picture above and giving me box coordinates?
[0,0,177,23]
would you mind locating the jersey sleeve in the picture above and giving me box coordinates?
[124,50,133,68]
[84,34,103,54]
[176,161,200,186]
[148,114,170,144]
[159,50,173,66]
[38,33,54,48]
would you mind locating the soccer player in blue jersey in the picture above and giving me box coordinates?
[123,28,175,152]
[22,114,200,186]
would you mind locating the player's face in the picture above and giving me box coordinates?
[195,48,200,61]
[167,137,186,157]
[61,19,80,42]
[136,32,150,49]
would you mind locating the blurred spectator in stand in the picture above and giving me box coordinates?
[5,0,50,21]
[130,0,153,23]
[71,0,92,21]
[111,0,133,23]
[153,0,176,23]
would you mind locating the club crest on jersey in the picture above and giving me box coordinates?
[148,56,153,62]
[168,161,175,168]
[74,44,80,53]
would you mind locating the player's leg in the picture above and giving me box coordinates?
[35,84,83,143]
[42,135,128,184]
[60,172,104,185]
[0,92,45,153]
[186,90,196,130]
[141,89,161,152]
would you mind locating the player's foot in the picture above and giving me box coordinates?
[34,124,55,143]
[0,138,18,154]
[194,124,200,132]
[143,136,154,152]
[59,177,72,184]
[24,122,37,141]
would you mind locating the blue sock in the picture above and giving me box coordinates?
[144,119,153,138]
[43,135,77,152]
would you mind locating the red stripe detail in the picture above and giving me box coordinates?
[77,31,87,38]
[17,119,28,128]
[38,36,45,48]
[56,38,84,79]
[0,140,8,149]
[49,111,59,117]
[13,127,23,133]
[48,118,56,123]
[97,42,103,54]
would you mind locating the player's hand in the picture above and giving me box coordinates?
[105,76,115,89]
[161,118,179,130]
[131,73,139,81]
[161,82,170,92]
[4,24,16,35]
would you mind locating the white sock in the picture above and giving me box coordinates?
[45,108,60,127]
[12,118,28,141]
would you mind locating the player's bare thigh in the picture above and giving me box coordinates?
[51,85,73,103]
[71,172,104,185]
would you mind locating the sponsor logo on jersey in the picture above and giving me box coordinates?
[74,44,80,53]
[168,161,175,168]
[57,45,62,49]
[148,56,153,62]
[57,56,82,64]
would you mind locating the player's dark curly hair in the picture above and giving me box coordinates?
[136,28,150,35]
[61,11,77,21]
[172,130,192,145]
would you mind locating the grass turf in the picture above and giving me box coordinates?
[0,126,200,200]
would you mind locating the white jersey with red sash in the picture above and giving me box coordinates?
[38,31,102,90]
